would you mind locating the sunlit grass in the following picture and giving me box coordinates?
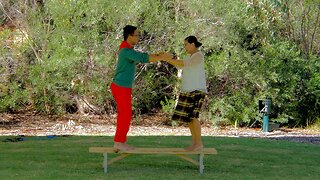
[0,136,319,179]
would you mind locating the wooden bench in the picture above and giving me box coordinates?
[89,147,217,174]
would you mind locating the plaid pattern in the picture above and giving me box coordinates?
[172,90,206,122]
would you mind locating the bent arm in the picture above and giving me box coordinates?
[166,59,184,68]
[167,52,203,68]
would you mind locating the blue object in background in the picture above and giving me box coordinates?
[263,114,269,132]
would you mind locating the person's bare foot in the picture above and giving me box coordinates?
[113,142,135,152]
[184,144,203,151]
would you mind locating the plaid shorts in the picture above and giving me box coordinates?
[172,90,206,122]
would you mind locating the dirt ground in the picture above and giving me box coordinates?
[1,112,320,145]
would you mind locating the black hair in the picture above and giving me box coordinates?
[185,36,202,48]
[123,25,137,40]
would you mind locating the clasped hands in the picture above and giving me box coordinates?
[156,52,176,62]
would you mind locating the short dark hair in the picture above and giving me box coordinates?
[123,25,137,40]
[185,36,202,47]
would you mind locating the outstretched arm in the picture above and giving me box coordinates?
[149,53,173,62]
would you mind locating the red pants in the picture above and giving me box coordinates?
[110,82,132,143]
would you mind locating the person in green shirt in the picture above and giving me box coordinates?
[111,25,173,151]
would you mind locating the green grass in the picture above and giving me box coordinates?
[0,135,319,180]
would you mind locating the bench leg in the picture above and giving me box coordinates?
[199,154,204,174]
[103,153,108,173]
[177,154,205,173]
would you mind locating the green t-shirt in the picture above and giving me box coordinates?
[113,48,150,88]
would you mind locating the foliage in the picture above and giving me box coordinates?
[204,0,320,127]
[0,0,319,127]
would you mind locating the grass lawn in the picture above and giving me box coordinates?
[0,135,319,180]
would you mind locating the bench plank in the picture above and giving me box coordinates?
[89,147,217,174]
[89,147,217,154]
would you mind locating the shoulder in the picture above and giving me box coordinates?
[119,48,137,57]
[119,48,134,54]
[191,51,204,59]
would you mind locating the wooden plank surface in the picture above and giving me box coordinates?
[89,147,217,154]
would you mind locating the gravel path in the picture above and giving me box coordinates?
[1,118,319,145]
